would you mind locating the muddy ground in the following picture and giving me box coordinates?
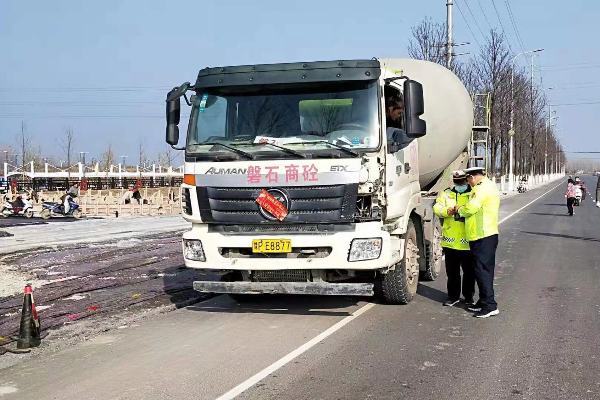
[0,233,212,365]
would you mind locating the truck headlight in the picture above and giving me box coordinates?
[183,239,206,261]
[348,238,382,262]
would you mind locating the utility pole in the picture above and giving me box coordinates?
[446,0,453,68]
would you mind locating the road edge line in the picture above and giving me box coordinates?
[499,180,564,225]
[214,302,376,400]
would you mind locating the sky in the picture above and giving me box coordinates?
[1,0,599,166]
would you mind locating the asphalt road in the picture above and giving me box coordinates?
[1,177,599,400]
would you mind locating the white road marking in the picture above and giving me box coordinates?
[214,302,376,400]
[216,180,564,399]
[499,181,564,225]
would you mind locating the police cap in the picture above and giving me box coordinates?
[464,167,485,176]
[452,170,467,182]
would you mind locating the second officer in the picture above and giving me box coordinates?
[433,170,475,307]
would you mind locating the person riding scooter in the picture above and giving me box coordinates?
[60,184,79,214]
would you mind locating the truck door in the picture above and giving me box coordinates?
[383,83,419,219]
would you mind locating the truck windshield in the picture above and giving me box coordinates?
[186,81,379,160]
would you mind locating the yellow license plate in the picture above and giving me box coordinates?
[252,239,292,253]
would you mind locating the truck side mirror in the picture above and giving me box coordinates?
[403,80,426,138]
[166,95,181,146]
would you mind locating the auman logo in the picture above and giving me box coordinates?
[205,167,248,175]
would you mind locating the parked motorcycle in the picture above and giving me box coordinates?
[1,195,34,218]
[40,197,82,219]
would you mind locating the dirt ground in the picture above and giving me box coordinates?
[0,232,212,368]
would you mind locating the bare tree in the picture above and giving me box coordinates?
[138,141,148,169]
[407,18,448,67]
[59,127,75,178]
[158,145,183,169]
[101,144,115,171]
[406,18,567,176]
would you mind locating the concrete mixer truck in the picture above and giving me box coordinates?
[164,58,473,304]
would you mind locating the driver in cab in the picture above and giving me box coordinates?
[386,94,404,130]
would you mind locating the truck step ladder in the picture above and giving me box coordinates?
[469,93,491,170]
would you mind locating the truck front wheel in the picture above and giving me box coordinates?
[380,220,420,304]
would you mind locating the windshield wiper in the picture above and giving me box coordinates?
[201,142,254,160]
[306,140,360,158]
[253,142,307,158]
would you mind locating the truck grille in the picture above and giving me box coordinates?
[197,184,358,224]
[252,270,311,282]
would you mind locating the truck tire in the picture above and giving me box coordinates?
[421,216,442,281]
[380,219,420,304]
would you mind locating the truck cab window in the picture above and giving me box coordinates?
[384,86,405,130]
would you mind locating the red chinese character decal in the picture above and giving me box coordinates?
[247,166,262,183]
[265,166,279,183]
[285,164,299,183]
[302,163,318,182]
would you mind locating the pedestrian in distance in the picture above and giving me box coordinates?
[433,170,476,307]
[565,178,576,216]
[456,167,501,318]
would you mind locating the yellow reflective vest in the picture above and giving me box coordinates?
[433,187,471,251]
[458,177,500,241]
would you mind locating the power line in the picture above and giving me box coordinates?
[550,101,600,106]
[455,0,484,50]
[540,64,600,71]
[0,101,157,106]
[0,114,191,119]
[0,86,171,92]
[477,0,494,30]
[490,0,518,51]
[460,0,487,38]
[504,0,526,50]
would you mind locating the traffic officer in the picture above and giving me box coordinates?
[433,170,475,307]
[457,167,500,318]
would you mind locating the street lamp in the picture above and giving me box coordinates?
[509,48,544,191]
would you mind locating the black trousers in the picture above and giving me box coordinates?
[469,234,499,311]
[567,197,575,215]
[443,248,475,301]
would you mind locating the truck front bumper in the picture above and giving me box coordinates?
[182,221,402,271]
[193,281,374,296]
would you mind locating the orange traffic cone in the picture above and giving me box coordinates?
[16,284,41,349]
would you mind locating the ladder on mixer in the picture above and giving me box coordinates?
[469,93,491,170]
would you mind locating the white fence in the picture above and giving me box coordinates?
[495,173,565,194]
[3,161,183,180]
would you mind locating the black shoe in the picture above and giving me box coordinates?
[474,309,499,318]
[463,298,476,307]
[443,298,460,307]
[467,302,483,312]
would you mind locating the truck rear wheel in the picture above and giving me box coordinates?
[380,219,420,304]
[421,216,442,281]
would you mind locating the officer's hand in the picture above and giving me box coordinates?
[447,207,456,216]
